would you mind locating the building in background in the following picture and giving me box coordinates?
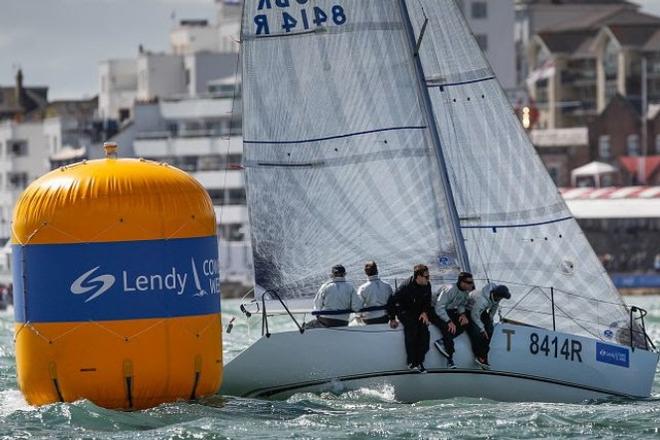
[515,0,639,87]
[458,0,517,93]
[130,77,251,285]
[0,71,100,241]
[562,186,660,291]
[98,0,250,291]
[3,0,660,288]
[526,4,660,129]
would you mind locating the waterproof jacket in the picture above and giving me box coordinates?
[386,276,431,321]
[313,277,361,322]
[357,275,393,320]
[434,283,471,322]
[467,283,500,332]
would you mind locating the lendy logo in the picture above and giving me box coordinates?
[70,266,116,303]
[71,258,220,302]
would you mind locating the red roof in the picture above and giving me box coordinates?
[619,156,660,181]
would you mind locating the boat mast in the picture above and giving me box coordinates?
[398,0,471,272]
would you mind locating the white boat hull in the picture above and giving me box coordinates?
[221,323,658,403]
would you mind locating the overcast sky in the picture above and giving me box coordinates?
[1,0,659,101]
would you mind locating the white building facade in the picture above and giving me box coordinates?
[459,0,517,92]
[0,119,61,239]
[130,82,251,285]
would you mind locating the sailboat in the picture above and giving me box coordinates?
[221,0,658,402]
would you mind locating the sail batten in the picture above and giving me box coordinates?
[243,125,428,145]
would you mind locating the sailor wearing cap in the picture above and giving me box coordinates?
[306,264,361,328]
[466,283,511,369]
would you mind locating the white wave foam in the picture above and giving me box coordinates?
[0,389,33,416]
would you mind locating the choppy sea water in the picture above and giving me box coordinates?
[1,298,658,440]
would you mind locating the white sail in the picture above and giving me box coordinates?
[406,0,635,343]
[241,0,462,298]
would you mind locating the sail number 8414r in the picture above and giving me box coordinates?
[529,332,583,362]
[254,4,347,35]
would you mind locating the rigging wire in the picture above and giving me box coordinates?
[221,0,246,233]
[415,0,429,21]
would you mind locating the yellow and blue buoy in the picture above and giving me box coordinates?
[12,143,222,409]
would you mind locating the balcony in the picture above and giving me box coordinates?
[134,135,243,157]
[214,205,248,226]
[192,169,244,190]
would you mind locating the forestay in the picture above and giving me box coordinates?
[406,0,635,343]
[241,0,461,298]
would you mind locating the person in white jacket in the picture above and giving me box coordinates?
[356,261,393,324]
[306,264,361,328]
[430,272,474,368]
[466,283,511,369]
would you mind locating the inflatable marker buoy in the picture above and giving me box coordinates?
[12,142,222,409]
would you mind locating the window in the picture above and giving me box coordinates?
[548,166,560,185]
[198,155,223,171]
[475,34,488,52]
[118,108,130,121]
[627,134,640,156]
[174,156,197,172]
[471,1,487,19]
[8,172,28,190]
[604,40,618,80]
[599,135,611,159]
[655,134,660,154]
[185,68,191,86]
[218,223,244,241]
[10,141,28,156]
[226,154,242,165]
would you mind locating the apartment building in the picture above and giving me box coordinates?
[458,0,517,92]
[527,6,660,129]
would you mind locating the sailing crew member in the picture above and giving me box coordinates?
[306,265,361,328]
[466,283,511,369]
[386,264,432,373]
[357,261,393,325]
[430,272,474,369]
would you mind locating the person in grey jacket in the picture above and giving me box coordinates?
[466,283,511,369]
[306,264,361,328]
[429,272,475,368]
[357,261,393,324]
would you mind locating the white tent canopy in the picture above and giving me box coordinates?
[571,161,617,187]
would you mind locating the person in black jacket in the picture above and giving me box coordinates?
[386,264,432,373]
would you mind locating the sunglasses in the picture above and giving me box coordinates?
[461,280,474,285]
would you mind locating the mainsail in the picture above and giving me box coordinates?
[241,0,462,298]
[407,0,634,342]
